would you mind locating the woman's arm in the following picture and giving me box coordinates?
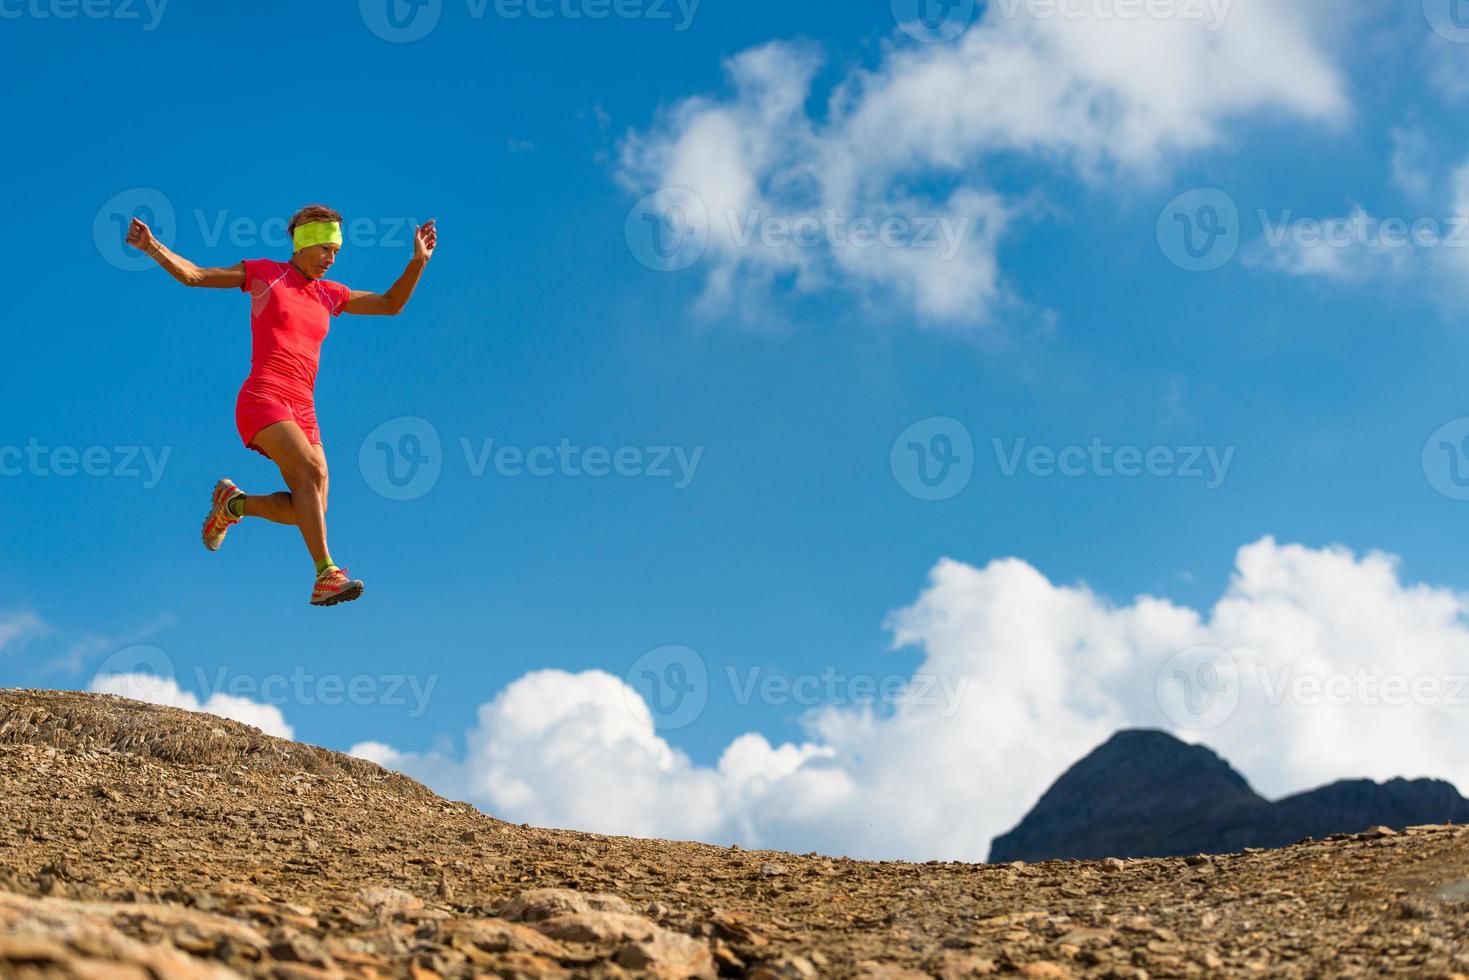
[125,217,245,288]
[344,220,437,316]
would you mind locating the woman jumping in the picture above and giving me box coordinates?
[126,205,437,606]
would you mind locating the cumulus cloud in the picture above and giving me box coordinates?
[355,537,1469,862]
[357,670,838,844]
[88,673,295,740]
[618,1,1348,324]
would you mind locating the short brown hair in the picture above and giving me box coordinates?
[287,204,343,235]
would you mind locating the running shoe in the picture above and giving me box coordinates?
[202,479,245,552]
[311,567,364,607]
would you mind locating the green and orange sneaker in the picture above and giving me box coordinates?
[201,479,245,552]
[311,567,364,607]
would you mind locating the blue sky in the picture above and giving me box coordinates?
[4,1,1469,859]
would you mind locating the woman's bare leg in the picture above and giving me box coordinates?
[242,446,329,525]
[243,491,297,525]
[244,422,330,563]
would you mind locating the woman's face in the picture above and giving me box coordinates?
[296,243,340,279]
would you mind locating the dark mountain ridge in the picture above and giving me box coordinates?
[990,729,1469,862]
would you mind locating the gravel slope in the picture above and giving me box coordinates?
[1,689,1467,979]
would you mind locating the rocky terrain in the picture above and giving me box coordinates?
[1,691,1468,979]
[991,730,1469,863]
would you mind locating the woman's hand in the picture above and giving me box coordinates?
[344,220,436,314]
[414,220,437,262]
[125,216,157,254]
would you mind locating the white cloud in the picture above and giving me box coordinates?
[88,673,295,740]
[1243,205,1417,281]
[1390,124,1435,200]
[356,670,825,844]
[619,1,1349,325]
[0,612,46,654]
[1440,161,1469,285]
[42,613,177,675]
[1430,37,1469,103]
[1243,153,1469,291]
[355,537,1469,862]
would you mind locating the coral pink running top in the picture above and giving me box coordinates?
[238,259,351,401]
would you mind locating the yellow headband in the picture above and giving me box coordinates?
[293,220,343,252]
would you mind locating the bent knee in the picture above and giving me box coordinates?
[283,457,329,491]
